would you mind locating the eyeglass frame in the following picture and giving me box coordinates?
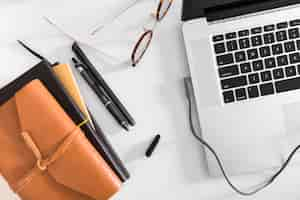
[91,0,173,67]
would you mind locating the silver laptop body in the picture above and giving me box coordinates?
[182,2,300,176]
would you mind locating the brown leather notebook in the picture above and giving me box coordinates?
[0,79,121,200]
[0,61,130,182]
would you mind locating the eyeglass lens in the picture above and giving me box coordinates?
[156,0,173,21]
[132,31,153,66]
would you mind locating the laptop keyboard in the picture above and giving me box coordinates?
[212,19,300,104]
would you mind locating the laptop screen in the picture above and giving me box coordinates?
[182,0,264,21]
[200,0,246,9]
[182,0,300,21]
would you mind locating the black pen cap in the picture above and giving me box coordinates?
[146,134,161,157]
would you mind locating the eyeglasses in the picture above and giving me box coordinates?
[45,0,173,67]
[91,0,173,67]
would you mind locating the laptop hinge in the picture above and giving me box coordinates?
[205,0,300,22]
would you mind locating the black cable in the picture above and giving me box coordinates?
[186,86,300,196]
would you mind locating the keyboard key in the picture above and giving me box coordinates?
[248,86,259,98]
[297,40,300,50]
[226,40,238,51]
[284,41,296,53]
[285,66,297,77]
[261,71,272,82]
[288,28,300,39]
[290,19,300,27]
[273,68,284,79]
[251,35,263,46]
[213,35,224,42]
[277,22,288,29]
[252,60,264,71]
[239,38,250,49]
[272,44,283,55]
[277,55,289,66]
[238,30,250,37]
[259,46,271,57]
[263,33,275,44]
[276,31,288,41]
[298,65,300,74]
[265,57,276,68]
[217,54,234,66]
[240,63,252,73]
[226,32,237,39]
[235,51,246,62]
[235,88,247,101]
[264,24,275,32]
[275,77,300,93]
[223,91,235,103]
[214,43,226,54]
[248,73,260,84]
[260,83,274,96]
[289,52,300,64]
[219,65,239,78]
[251,27,262,34]
[247,49,259,60]
[221,76,247,89]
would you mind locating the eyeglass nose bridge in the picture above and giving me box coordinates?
[142,15,158,32]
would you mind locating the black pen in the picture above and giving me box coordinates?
[72,58,130,131]
[72,42,136,127]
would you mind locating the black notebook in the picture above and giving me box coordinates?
[0,61,130,182]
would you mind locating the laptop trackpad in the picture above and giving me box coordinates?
[201,102,287,177]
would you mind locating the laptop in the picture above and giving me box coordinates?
[182,0,300,177]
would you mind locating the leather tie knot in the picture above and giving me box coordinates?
[12,119,89,193]
[37,160,48,171]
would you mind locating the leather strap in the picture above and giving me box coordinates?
[12,120,88,193]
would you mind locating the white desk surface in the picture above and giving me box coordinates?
[0,1,300,199]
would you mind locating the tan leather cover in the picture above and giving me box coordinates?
[0,79,121,200]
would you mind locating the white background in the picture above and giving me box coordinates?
[0,0,300,199]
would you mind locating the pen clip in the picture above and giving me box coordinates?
[72,57,89,71]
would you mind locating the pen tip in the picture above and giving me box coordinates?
[17,40,24,46]
[122,123,130,132]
